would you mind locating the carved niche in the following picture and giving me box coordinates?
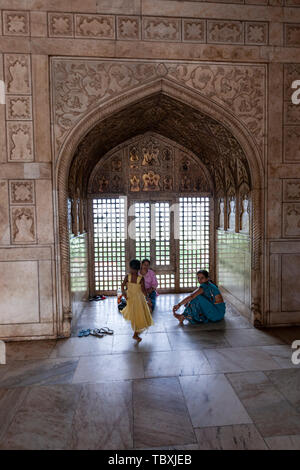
[88,133,213,196]
[11,206,36,244]
[218,198,225,230]
[283,204,300,237]
[239,183,250,233]
[240,198,250,233]
[5,54,31,94]
[228,198,236,231]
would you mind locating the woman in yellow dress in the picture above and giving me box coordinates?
[121,259,154,342]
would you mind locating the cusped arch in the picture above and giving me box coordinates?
[54,78,264,335]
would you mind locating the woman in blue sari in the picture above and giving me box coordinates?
[173,270,226,324]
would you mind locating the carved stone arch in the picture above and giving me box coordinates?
[54,78,264,335]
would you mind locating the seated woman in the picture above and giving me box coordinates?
[173,270,226,324]
[139,259,158,312]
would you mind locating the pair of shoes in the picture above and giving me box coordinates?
[78,329,91,337]
[89,295,107,302]
[78,327,114,338]
[90,327,114,337]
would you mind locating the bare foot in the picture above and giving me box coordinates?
[173,312,184,324]
[133,333,142,342]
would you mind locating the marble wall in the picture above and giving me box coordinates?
[217,230,251,316]
[0,0,300,338]
[70,233,89,326]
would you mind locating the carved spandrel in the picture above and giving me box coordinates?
[51,58,265,156]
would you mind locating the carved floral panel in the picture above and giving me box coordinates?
[284,127,300,162]
[284,64,300,162]
[6,95,32,120]
[7,122,34,162]
[283,203,300,237]
[11,206,36,244]
[142,17,181,41]
[284,102,300,125]
[284,64,300,101]
[207,20,244,44]
[4,54,31,94]
[9,180,35,205]
[75,14,115,39]
[3,11,30,36]
[245,22,268,45]
[117,16,141,40]
[284,24,300,47]
[182,19,206,42]
[283,180,300,202]
[48,13,74,37]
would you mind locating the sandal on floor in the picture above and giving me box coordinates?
[99,327,114,335]
[90,328,104,337]
[78,329,91,337]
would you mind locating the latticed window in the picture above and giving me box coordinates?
[93,198,126,292]
[179,197,210,288]
[135,202,151,261]
[89,133,212,294]
[155,202,170,266]
[92,196,210,293]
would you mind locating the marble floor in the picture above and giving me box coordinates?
[0,294,300,450]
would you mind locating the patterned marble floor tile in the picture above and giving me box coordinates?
[180,374,251,428]
[68,381,133,450]
[167,330,230,351]
[0,357,79,389]
[259,345,299,369]
[0,384,81,450]
[224,328,284,347]
[112,332,171,354]
[221,315,253,329]
[203,346,282,373]
[50,335,113,358]
[143,349,212,378]
[195,424,267,450]
[133,377,196,448]
[72,353,144,383]
[163,319,225,332]
[265,435,300,450]
[0,387,29,443]
[265,369,300,413]
[226,371,300,437]
[5,340,57,362]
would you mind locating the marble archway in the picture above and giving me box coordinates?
[54,78,264,337]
